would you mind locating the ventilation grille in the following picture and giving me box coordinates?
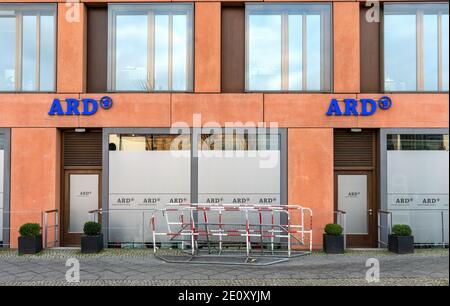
[63,130,102,167]
[334,129,375,168]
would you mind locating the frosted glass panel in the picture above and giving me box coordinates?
[69,175,99,233]
[108,150,191,243]
[387,151,449,209]
[387,149,449,244]
[338,175,368,234]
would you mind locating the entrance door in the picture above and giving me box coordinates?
[63,170,101,246]
[335,171,376,247]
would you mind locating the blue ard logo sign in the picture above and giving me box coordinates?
[326,96,392,116]
[48,96,113,116]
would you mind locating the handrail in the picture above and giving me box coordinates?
[42,209,59,248]
[377,210,392,248]
[89,208,103,223]
[334,210,347,249]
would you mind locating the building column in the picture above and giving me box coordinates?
[194,2,221,93]
[10,128,60,248]
[333,2,360,93]
[288,128,334,249]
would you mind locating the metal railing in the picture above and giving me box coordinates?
[88,208,103,223]
[334,210,347,249]
[377,210,392,248]
[42,209,59,248]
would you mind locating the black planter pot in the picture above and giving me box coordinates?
[81,233,104,254]
[323,234,344,254]
[388,235,414,254]
[18,234,43,255]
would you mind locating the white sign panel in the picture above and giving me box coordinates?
[108,151,191,243]
[198,150,280,205]
[387,150,449,244]
[387,151,449,210]
[69,174,99,233]
[198,150,281,242]
[338,175,368,235]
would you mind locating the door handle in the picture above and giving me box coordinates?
[368,209,373,216]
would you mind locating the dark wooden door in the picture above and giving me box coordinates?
[63,169,101,246]
[335,171,376,248]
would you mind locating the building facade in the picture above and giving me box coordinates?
[0,0,448,249]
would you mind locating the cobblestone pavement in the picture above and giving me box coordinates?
[0,249,448,286]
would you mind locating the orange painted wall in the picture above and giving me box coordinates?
[288,128,334,249]
[57,2,86,93]
[9,128,60,248]
[333,1,360,93]
[194,2,221,93]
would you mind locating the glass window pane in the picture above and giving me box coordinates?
[39,15,55,91]
[442,14,449,91]
[154,14,169,91]
[306,14,321,91]
[22,15,37,91]
[384,12,417,91]
[172,14,188,91]
[248,14,282,91]
[423,14,438,91]
[0,17,15,91]
[288,15,302,90]
[115,15,148,91]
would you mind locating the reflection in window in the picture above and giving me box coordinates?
[108,4,193,92]
[199,133,280,151]
[109,134,190,151]
[387,134,449,151]
[384,3,449,92]
[246,4,332,92]
[0,4,56,92]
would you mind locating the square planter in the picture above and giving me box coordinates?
[388,235,414,254]
[323,234,344,254]
[81,233,104,254]
[18,235,43,255]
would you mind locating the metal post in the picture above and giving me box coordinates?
[442,211,445,248]
[342,213,347,250]
[44,212,48,249]
[55,211,59,247]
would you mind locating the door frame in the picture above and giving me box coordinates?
[62,169,102,246]
[334,170,377,248]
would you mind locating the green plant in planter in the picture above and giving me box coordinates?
[18,223,42,255]
[83,221,102,236]
[19,223,41,237]
[392,224,412,236]
[324,223,343,236]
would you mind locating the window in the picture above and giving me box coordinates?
[0,4,56,92]
[384,3,449,92]
[245,3,332,92]
[108,4,193,92]
[387,134,449,151]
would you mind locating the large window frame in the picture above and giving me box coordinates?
[107,4,194,92]
[0,4,56,92]
[245,3,332,92]
[382,2,449,92]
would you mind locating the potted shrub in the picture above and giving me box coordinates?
[18,223,43,255]
[323,223,344,254]
[388,224,414,254]
[81,221,104,254]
